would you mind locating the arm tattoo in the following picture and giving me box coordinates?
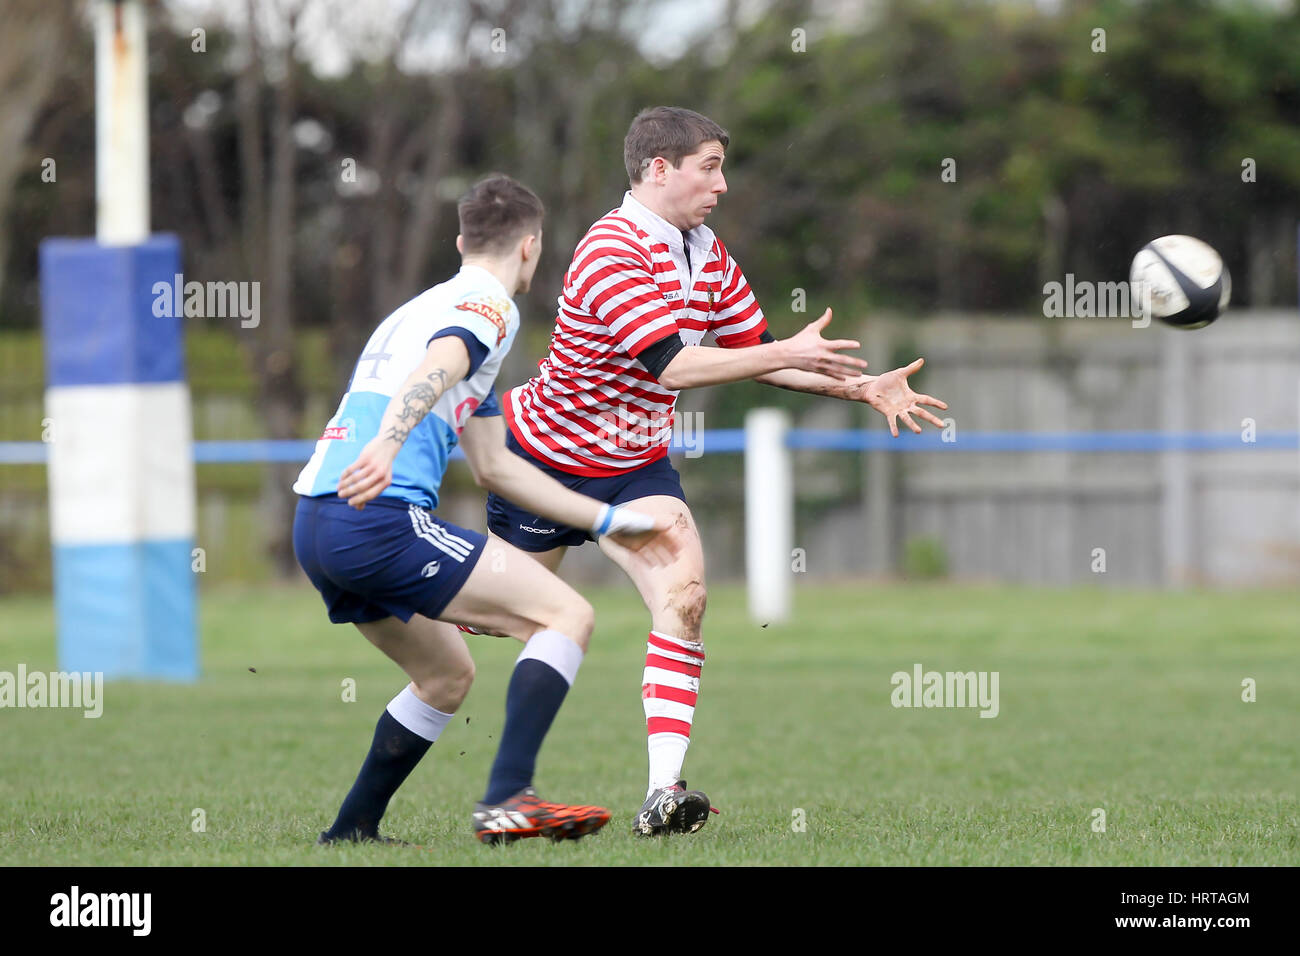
[383,368,450,445]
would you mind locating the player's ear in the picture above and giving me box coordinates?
[455,234,464,255]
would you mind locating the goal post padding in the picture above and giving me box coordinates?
[39,234,198,680]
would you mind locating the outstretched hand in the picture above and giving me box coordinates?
[783,309,870,380]
[850,358,948,437]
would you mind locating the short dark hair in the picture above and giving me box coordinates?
[624,107,730,185]
[457,174,544,255]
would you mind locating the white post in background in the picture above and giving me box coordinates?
[746,408,792,623]
[863,316,896,575]
[1161,329,1193,587]
[95,0,150,244]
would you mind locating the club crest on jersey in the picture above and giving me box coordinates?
[454,296,511,345]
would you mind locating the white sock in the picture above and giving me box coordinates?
[386,685,455,742]
[642,630,704,795]
[517,629,585,685]
[646,734,691,797]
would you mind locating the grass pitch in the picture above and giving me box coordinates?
[0,582,1296,866]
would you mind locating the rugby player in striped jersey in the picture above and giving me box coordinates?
[488,108,948,836]
[293,175,684,845]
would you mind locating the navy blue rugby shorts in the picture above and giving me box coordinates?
[485,429,686,552]
[293,494,487,624]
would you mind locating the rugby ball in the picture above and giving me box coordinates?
[1129,235,1230,329]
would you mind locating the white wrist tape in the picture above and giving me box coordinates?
[592,503,656,537]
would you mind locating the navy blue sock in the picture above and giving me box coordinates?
[483,659,570,804]
[324,710,432,839]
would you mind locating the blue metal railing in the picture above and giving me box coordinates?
[1,430,1296,465]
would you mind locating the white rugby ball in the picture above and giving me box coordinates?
[1129,235,1230,329]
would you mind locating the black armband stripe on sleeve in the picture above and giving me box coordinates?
[637,333,686,380]
[758,329,775,344]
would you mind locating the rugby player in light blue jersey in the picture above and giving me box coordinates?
[293,175,680,845]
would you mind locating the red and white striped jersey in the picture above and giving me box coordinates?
[504,191,767,475]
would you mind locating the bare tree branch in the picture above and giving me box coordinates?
[0,0,76,306]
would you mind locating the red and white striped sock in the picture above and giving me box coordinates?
[642,629,705,796]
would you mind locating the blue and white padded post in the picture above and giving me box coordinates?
[36,0,197,680]
[39,236,198,680]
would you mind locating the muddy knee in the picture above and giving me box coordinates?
[668,580,707,640]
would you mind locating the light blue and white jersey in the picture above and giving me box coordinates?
[293,265,519,509]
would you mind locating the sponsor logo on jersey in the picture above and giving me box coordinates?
[455,296,511,345]
[453,396,481,435]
